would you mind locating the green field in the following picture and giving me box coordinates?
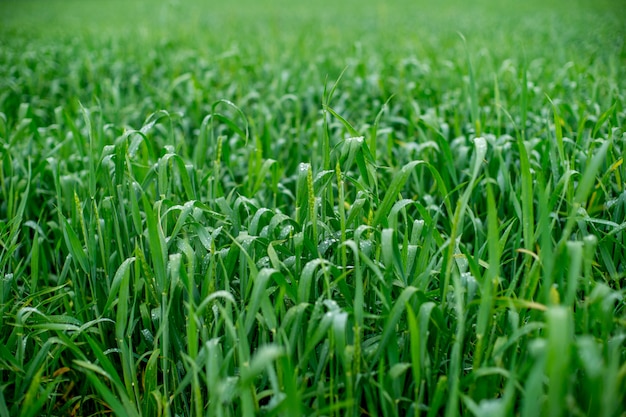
[1,0,625,415]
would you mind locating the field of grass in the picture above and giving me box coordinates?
[1,0,625,415]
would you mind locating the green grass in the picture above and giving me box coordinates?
[1,0,625,416]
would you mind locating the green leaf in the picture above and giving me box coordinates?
[60,214,89,274]
[374,286,418,362]
[373,160,424,227]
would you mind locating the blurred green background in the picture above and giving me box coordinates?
[1,0,623,131]
[2,0,624,40]
[2,0,624,79]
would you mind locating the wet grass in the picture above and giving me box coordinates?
[0,0,625,416]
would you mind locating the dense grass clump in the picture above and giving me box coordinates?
[1,0,625,416]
